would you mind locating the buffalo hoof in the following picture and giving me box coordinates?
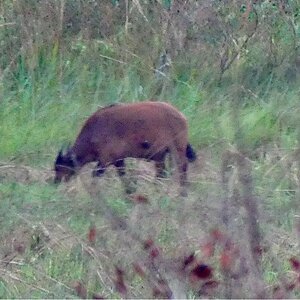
[92,168,104,177]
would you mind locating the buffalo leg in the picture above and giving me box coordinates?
[114,159,135,194]
[155,161,167,178]
[179,161,188,196]
[92,162,106,177]
[178,160,188,197]
[173,147,189,197]
[114,159,126,177]
[152,150,168,178]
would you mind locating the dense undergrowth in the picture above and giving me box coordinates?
[1,0,300,298]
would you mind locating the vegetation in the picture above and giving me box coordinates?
[0,0,300,298]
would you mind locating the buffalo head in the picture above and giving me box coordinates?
[54,147,76,183]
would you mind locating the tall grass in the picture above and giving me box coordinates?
[1,41,298,165]
[1,1,300,298]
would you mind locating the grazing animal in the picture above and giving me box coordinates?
[54,101,196,196]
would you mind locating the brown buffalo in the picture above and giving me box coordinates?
[54,101,196,196]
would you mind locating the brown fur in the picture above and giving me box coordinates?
[54,101,196,196]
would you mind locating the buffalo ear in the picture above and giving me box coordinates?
[63,143,71,154]
[56,149,64,164]
[56,146,76,168]
[60,142,71,155]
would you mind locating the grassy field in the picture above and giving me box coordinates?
[1,2,300,297]
[1,53,300,298]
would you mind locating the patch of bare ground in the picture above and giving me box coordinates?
[0,162,53,184]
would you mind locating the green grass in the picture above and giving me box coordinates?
[1,41,299,164]
[0,0,299,296]
[1,35,300,298]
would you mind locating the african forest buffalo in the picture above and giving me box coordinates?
[54,101,196,196]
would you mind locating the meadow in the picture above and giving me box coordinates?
[1,1,300,298]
